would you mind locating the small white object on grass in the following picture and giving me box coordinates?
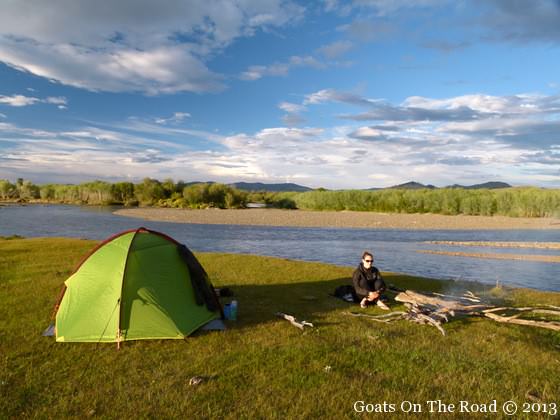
[189,376,204,386]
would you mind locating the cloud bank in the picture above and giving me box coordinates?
[0,0,304,94]
[1,89,558,187]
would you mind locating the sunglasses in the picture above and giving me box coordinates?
[364,259,373,263]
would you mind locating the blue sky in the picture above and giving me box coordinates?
[0,0,559,189]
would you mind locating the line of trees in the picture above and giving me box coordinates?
[1,178,558,217]
[0,178,288,209]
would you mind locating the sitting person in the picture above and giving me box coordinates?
[352,251,389,310]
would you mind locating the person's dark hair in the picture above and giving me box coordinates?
[361,251,373,260]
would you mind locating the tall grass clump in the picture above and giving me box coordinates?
[293,187,560,217]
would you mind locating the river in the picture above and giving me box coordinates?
[1,204,559,291]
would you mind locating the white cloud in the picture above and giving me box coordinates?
[240,55,324,81]
[0,1,304,94]
[477,0,560,43]
[279,101,307,126]
[278,102,306,113]
[0,95,40,107]
[45,97,68,105]
[325,0,444,16]
[337,19,395,42]
[317,40,354,59]
[356,0,444,14]
[155,112,192,125]
[300,90,560,150]
[0,39,225,94]
[240,64,288,81]
[0,94,68,108]
[402,93,555,115]
[0,1,304,47]
[421,40,471,53]
[281,113,306,126]
[304,88,379,106]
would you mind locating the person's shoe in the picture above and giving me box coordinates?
[360,298,368,309]
[376,300,390,310]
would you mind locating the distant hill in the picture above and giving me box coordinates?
[181,181,312,192]
[183,180,511,192]
[447,181,512,189]
[387,181,437,190]
[229,182,312,192]
[366,181,512,190]
[182,181,213,187]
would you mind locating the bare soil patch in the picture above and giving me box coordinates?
[114,208,560,230]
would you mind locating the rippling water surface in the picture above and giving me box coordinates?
[1,204,559,291]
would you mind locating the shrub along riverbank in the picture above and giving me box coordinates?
[1,177,559,217]
[1,237,559,417]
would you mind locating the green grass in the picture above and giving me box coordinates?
[1,238,559,419]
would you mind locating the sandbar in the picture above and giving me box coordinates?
[114,208,560,230]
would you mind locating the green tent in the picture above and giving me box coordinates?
[53,228,222,343]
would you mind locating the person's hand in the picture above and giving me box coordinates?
[368,291,379,300]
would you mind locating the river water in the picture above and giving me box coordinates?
[1,204,559,291]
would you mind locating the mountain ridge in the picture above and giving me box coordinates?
[183,180,513,192]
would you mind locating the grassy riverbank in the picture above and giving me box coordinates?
[1,238,559,418]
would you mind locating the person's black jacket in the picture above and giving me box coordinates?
[352,263,386,298]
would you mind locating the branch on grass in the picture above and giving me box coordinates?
[275,312,314,330]
[345,311,406,323]
[483,312,560,331]
[411,312,446,336]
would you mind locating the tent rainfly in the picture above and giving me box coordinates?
[51,227,223,343]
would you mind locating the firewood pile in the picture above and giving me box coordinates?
[347,289,560,336]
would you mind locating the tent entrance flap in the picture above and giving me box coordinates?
[177,244,220,312]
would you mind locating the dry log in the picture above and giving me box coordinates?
[392,290,560,333]
[483,307,560,317]
[531,309,560,317]
[464,290,479,299]
[346,289,559,334]
[483,307,513,314]
[395,290,489,311]
[429,311,450,323]
[483,312,560,331]
[433,292,480,303]
[400,303,448,335]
